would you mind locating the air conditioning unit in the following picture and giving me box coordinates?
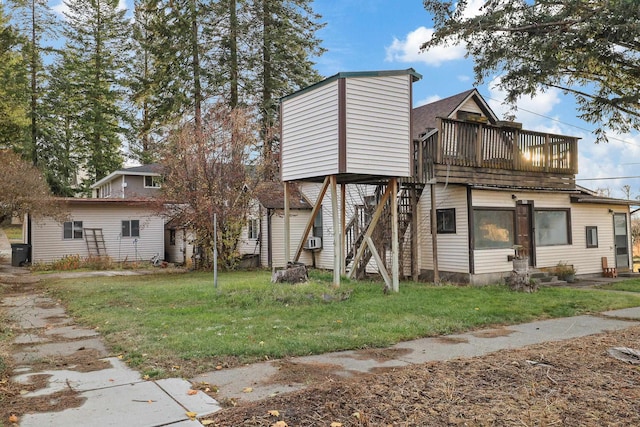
[306,236,322,250]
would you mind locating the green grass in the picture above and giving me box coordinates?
[42,270,640,378]
[2,225,23,242]
[596,278,640,293]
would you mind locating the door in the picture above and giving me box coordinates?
[515,203,534,266]
[614,213,630,270]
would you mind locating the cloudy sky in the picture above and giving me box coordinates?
[311,0,640,200]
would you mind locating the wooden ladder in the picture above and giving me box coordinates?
[84,228,107,257]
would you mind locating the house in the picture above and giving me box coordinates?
[27,198,165,264]
[278,71,635,285]
[91,164,163,199]
[24,164,195,265]
[237,181,314,268]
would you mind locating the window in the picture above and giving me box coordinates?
[169,229,176,246]
[535,209,570,246]
[313,208,323,239]
[248,218,258,240]
[144,175,161,188]
[63,221,83,239]
[474,209,514,249]
[122,220,140,237]
[586,226,598,248]
[436,208,456,233]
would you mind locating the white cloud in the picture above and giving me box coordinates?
[416,95,442,106]
[457,75,471,82]
[385,26,466,66]
[486,76,562,131]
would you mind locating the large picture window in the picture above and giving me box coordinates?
[535,209,570,246]
[122,220,140,237]
[63,221,83,239]
[474,209,514,249]
[436,208,456,234]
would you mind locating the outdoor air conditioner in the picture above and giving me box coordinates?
[306,236,322,250]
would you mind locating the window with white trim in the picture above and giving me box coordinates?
[122,220,140,237]
[248,218,258,240]
[63,221,83,239]
[535,209,571,246]
[144,176,161,188]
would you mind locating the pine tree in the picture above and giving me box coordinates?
[61,0,129,184]
[7,0,59,166]
[0,6,29,149]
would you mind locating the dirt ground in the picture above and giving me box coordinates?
[201,325,640,426]
[2,277,640,426]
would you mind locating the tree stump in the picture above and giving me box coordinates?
[271,263,308,284]
[506,270,539,293]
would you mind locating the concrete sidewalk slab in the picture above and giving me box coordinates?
[12,337,108,364]
[18,381,199,427]
[13,357,143,396]
[601,306,640,319]
[155,378,222,416]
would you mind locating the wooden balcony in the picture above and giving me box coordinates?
[413,118,579,190]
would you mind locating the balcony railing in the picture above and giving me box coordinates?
[414,118,579,183]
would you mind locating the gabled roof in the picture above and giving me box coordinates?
[91,164,163,188]
[411,89,498,140]
[254,182,311,210]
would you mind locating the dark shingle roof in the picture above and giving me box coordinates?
[122,164,163,174]
[411,89,476,140]
[254,182,311,210]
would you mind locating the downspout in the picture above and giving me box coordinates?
[267,208,273,268]
[467,186,474,276]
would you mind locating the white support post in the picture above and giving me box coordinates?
[330,175,340,286]
[284,181,290,266]
[390,178,399,292]
[341,183,346,275]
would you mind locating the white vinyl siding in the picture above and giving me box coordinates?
[344,75,411,177]
[418,184,469,273]
[281,81,339,181]
[31,204,164,264]
[457,98,483,116]
[164,228,194,264]
[268,210,313,268]
[237,200,261,256]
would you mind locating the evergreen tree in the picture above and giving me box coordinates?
[0,6,29,149]
[7,0,59,165]
[61,0,129,183]
[245,0,325,178]
[422,0,640,141]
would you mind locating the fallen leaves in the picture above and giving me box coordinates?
[271,421,288,427]
[187,389,198,396]
[242,387,253,393]
[267,410,280,417]
[186,411,197,420]
[8,414,18,423]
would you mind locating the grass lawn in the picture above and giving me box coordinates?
[2,225,22,242]
[42,270,640,378]
[596,279,640,293]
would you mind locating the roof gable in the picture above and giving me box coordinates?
[411,89,498,140]
[254,182,311,210]
[91,164,163,188]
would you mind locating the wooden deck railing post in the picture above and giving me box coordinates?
[475,122,483,167]
[544,134,550,172]
[435,117,442,164]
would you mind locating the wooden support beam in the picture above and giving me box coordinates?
[390,178,399,292]
[430,183,440,283]
[410,185,419,281]
[284,181,290,265]
[365,236,391,289]
[330,175,340,286]
[347,184,393,279]
[293,176,330,262]
[341,183,346,275]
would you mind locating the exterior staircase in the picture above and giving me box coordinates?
[345,182,423,279]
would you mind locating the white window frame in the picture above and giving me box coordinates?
[121,219,140,238]
[248,218,258,240]
[63,221,84,240]
[144,175,162,188]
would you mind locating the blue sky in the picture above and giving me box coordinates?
[311,0,640,200]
